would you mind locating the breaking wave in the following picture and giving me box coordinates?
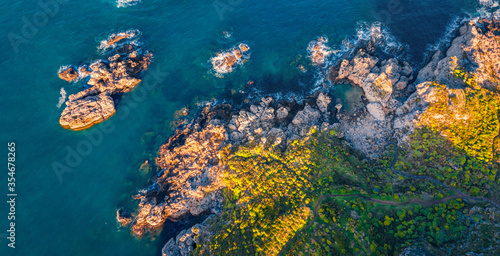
[116,0,141,8]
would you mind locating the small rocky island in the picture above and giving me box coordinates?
[58,32,152,131]
[122,18,500,256]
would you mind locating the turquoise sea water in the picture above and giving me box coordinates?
[0,0,489,255]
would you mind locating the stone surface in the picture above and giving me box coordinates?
[59,94,116,131]
[162,216,214,256]
[211,43,250,75]
[366,102,385,121]
[417,19,500,91]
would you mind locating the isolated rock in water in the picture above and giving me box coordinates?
[58,33,152,131]
[59,94,116,131]
[211,43,250,76]
[366,102,385,121]
[362,72,393,103]
[308,36,331,66]
[58,66,78,82]
[78,66,92,77]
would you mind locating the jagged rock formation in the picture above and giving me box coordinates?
[58,66,79,82]
[130,106,228,237]
[58,36,152,131]
[211,43,250,76]
[308,37,332,66]
[417,19,500,91]
[330,44,413,105]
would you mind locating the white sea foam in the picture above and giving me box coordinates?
[57,87,67,108]
[308,22,406,91]
[476,0,500,19]
[116,0,141,8]
[479,0,499,8]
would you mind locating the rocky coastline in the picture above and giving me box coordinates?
[122,18,500,255]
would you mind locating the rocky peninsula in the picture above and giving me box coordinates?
[58,32,152,131]
[124,18,500,256]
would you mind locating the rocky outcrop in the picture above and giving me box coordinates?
[60,94,116,131]
[58,66,78,82]
[417,19,500,91]
[58,35,152,131]
[330,47,413,104]
[308,37,332,66]
[130,106,228,237]
[211,43,250,76]
[106,33,134,46]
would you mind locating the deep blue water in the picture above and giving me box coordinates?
[0,0,489,255]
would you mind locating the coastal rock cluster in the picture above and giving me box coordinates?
[320,32,417,157]
[211,43,250,76]
[328,18,500,158]
[58,32,152,131]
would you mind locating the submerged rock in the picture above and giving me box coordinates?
[58,33,152,131]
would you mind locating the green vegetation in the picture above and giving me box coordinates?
[396,129,499,197]
[419,83,500,162]
[192,126,500,255]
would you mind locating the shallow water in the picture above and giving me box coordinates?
[0,0,488,255]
